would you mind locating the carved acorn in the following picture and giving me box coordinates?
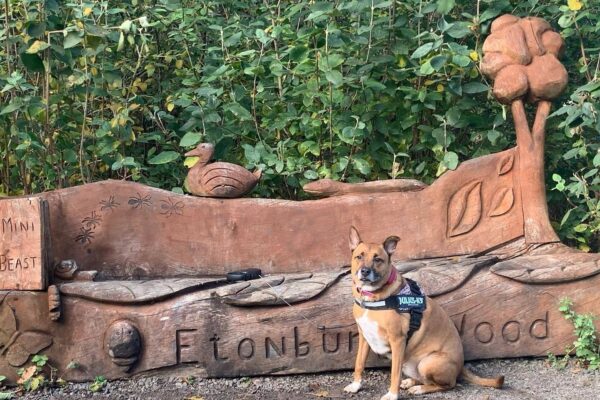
[105,320,141,372]
[184,143,261,198]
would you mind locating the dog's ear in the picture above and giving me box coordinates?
[383,236,400,255]
[349,226,362,251]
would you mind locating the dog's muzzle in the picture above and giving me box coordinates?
[358,267,380,283]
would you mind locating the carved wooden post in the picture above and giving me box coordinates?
[482,15,567,244]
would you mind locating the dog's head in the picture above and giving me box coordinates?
[349,226,399,293]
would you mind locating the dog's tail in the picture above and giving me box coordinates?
[460,367,504,388]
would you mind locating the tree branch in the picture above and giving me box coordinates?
[511,99,532,148]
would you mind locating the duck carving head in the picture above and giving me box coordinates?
[184,142,214,166]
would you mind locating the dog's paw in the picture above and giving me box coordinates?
[344,381,362,393]
[407,385,425,395]
[380,391,398,400]
[400,378,417,390]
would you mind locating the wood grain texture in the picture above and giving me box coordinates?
[2,258,600,382]
[302,179,427,197]
[0,197,48,290]
[39,148,523,279]
[491,253,600,283]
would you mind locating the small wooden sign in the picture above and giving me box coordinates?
[0,197,49,290]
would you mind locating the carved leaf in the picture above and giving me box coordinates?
[447,181,483,237]
[488,187,515,217]
[491,253,600,284]
[59,278,224,304]
[398,255,497,297]
[6,332,53,367]
[497,152,515,175]
[223,271,347,306]
[0,303,17,347]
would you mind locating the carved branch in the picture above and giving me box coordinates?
[532,100,552,146]
[511,100,532,148]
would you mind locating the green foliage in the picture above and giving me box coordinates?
[0,375,14,400]
[89,375,107,393]
[549,298,600,370]
[0,0,598,249]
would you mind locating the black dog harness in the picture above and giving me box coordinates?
[355,278,426,341]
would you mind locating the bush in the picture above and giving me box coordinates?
[0,0,597,249]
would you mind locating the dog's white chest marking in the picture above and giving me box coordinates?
[357,311,390,355]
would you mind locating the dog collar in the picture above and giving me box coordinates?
[358,268,397,298]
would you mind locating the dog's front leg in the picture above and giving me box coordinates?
[344,331,370,393]
[381,336,406,400]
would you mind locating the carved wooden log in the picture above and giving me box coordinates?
[2,251,600,383]
[303,179,427,198]
[39,149,523,279]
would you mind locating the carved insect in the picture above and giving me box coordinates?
[100,195,120,212]
[75,227,95,245]
[0,301,52,367]
[81,211,102,229]
[128,193,152,209]
[159,198,184,217]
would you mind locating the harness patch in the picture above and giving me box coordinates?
[355,278,426,341]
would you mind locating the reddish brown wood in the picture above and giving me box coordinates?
[2,253,600,382]
[0,197,49,290]
[303,179,427,198]
[38,148,523,279]
[185,143,261,198]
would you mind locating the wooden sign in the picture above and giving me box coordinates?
[0,197,49,290]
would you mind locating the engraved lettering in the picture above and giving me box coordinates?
[501,321,520,343]
[265,337,285,358]
[210,334,229,361]
[322,332,340,354]
[474,322,494,344]
[2,218,12,233]
[293,327,310,357]
[176,329,198,363]
[530,312,548,339]
[238,338,255,360]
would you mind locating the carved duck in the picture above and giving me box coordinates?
[184,143,261,198]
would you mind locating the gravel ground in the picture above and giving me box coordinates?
[9,358,600,400]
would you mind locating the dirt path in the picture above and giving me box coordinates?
[15,358,600,400]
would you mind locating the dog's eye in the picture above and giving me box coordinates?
[355,254,363,260]
[373,257,383,263]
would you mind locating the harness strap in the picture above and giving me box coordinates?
[354,278,426,342]
[405,279,424,341]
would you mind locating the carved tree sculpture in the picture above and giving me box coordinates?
[481,15,567,244]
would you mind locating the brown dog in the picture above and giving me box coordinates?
[344,227,503,399]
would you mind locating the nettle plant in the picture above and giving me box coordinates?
[549,298,600,370]
[1,0,598,249]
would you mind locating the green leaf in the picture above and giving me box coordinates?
[411,42,434,59]
[352,158,371,175]
[0,100,23,115]
[26,40,50,54]
[20,53,45,73]
[303,170,318,179]
[226,103,253,121]
[0,392,14,400]
[436,0,455,15]
[64,32,83,49]
[325,70,343,86]
[462,82,488,94]
[26,22,46,38]
[430,55,447,71]
[443,151,459,169]
[148,151,180,165]
[179,132,202,147]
